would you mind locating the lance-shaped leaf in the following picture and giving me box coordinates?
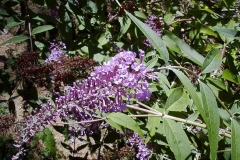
[118,17,131,38]
[107,112,143,137]
[212,27,240,41]
[165,87,190,112]
[231,119,240,160]
[146,56,159,70]
[200,82,220,160]
[32,25,54,35]
[105,118,124,133]
[222,69,240,84]
[164,31,205,66]
[0,35,29,46]
[170,69,205,120]
[125,11,169,63]
[163,119,191,160]
[146,103,161,137]
[202,49,222,73]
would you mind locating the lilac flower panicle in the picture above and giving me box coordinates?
[45,41,66,63]
[125,130,151,160]
[13,102,59,159]
[13,50,156,159]
[50,6,59,19]
[144,15,163,47]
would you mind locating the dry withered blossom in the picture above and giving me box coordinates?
[15,51,98,89]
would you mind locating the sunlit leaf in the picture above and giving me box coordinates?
[126,11,169,63]
[231,119,240,160]
[134,11,146,20]
[170,69,205,120]
[202,49,222,73]
[32,25,54,35]
[200,82,220,160]
[162,35,181,54]
[165,31,205,66]
[0,35,29,46]
[146,56,159,70]
[107,112,143,137]
[165,88,190,111]
[212,27,240,41]
[222,69,240,84]
[118,17,131,38]
[163,119,191,160]
[146,103,161,137]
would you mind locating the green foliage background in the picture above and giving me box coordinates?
[0,0,240,159]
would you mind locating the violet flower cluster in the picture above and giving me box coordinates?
[55,49,155,115]
[55,50,156,135]
[50,6,59,19]
[12,101,59,160]
[125,130,151,160]
[13,50,156,159]
[144,15,162,47]
[45,41,66,64]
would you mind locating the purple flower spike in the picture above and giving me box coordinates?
[144,15,163,47]
[45,41,66,63]
[12,50,157,159]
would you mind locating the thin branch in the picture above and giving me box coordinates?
[129,114,160,117]
[127,104,232,138]
[217,149,231,153]
[154,66,199,79]
[27,15,33,52]
[137,101,160,113]
[114,0,121,7]
[221,43,226,59]
[169,18,193,25]
[127,105,206,128]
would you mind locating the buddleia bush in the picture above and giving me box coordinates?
[0,0,240,159]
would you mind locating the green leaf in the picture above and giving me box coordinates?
[222,0,238,9]
[32,25,54,35]
[202,49,222,73]
[134,11,146,20]
[212,27,240,41]
[200,82,220,160]
[164,30,205,66]
[59,5,73,48]
[164,12,175,25]
[200,6,218,17]
[107,112,143,137]
[98,31,111,45]
[231,119,240,160]
[6,17,24,28]
[157,72,171,88]
[162,35,181,54]
[118,17,131,38]
[126,11,169,63]
[0,35,29,46]
[146,103,161,137]
[146,56,159,70]
[87,1,98,13]
[105,118,124,133]
[34,41,45,51]
[206,78,226,91]
[163,119,191,160]
[36,128,56,157]
[222,69,240,84]
[170,69,205,120]
[200,25,218,37]
[165,88,190,111]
